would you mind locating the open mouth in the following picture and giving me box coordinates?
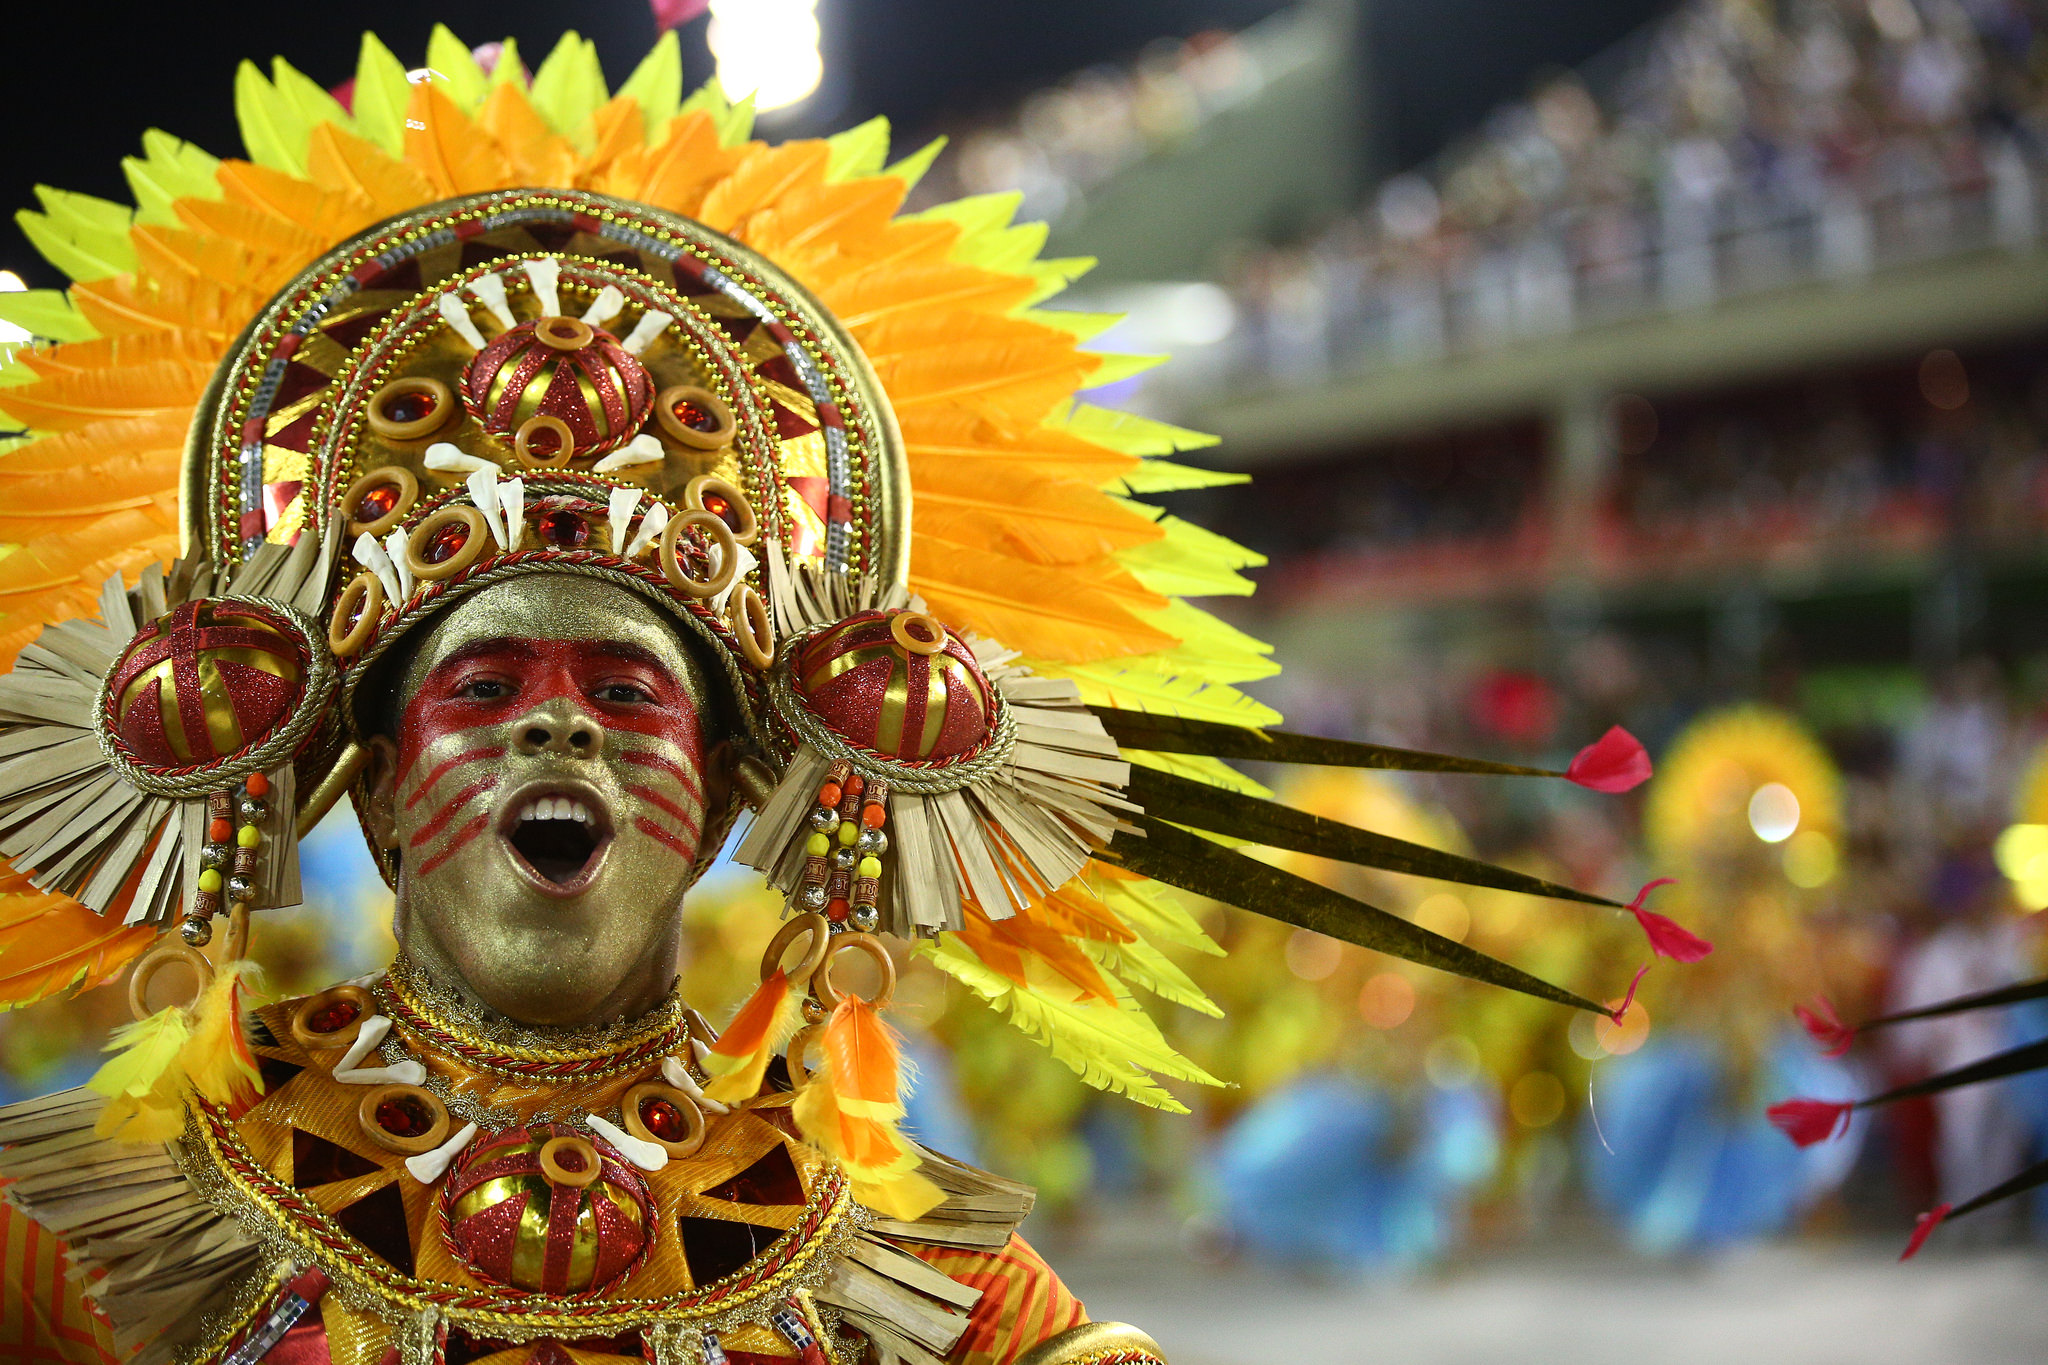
[501,789,612,893]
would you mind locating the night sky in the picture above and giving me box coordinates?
[2,0,1672,286]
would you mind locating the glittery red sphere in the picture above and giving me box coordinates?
[104,600,307,770]
[441,1125,652,1296]
[640,1098,689,1143]
[793,610,994,762]
[460,319,654,460]
[307,999,361,1034]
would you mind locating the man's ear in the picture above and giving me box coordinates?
[361,734,402,850]
[702,739,736,815]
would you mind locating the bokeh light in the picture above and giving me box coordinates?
[1747,782,1800,842]
[1782,829,1837,888]
[1284,929,1342,981]
[1594,999,1651,1056]
[1357,971,1416,1029]
[708,0,823,112]
[1994,823,2048,910]
[1510,1070,1566,1127]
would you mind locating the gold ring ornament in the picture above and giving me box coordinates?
[659,509,740,600]
[342,466,422,537]
[760,912,832,985]
[357,1083,453,1155]
[126,940,214,1020]
[289,984,374,1049]
[406,506,491,581]
[327,572,387,659]
[538,1134,604,1189]
[810,932,896,1010]
[654,385,735,450]
[684,475,759,546]
[620,1081,707,1159]
[365,379,455,443]
[512,414,576,468]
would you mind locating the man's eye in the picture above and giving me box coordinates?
[460,679,511,699]
[595,682,652,704]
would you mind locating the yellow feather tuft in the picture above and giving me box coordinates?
[180,961,263,1108]
[88,1007,191,1142]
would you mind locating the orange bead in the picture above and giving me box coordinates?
[862,805,885,828]
[844,773,864,797]
[209,818,232,844]
[826,898,850,922]
[244,772,270,798]
[818,783,842,808]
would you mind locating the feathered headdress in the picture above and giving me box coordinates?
[0,28,1700,1183]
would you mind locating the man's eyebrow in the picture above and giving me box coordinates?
[584,640,676,673]
[422,637,539,676]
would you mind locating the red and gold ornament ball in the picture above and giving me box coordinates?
[442,1125,653,1295]
[105,601,307,770]
[794,610,994,762]
[460,316,654,461]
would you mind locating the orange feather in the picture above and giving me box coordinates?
[700,967,802,1104]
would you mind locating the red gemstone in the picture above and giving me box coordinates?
[553,1147,588,1173]
[375,1095,432,1137]
[307,999,361,1033]
[385,390,437,425]
[826,898,850,922]
[641,1098,689,1143]
[671,398,717,432]
[538,511,588,547]
[424,520,470,564]
[355,484,401,522]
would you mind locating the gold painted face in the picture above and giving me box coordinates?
[364,577,720,1026]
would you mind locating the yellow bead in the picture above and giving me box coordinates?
[237,824,261,848]
[858,856,881,878]
[806,832,830,856]
[837,820,858,846]
[197,868,222,893]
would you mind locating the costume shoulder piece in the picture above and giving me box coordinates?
[0,25,1702,1365]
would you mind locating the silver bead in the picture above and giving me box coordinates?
[799,883,828,910]
[831,847,857,871]
[179,916,213,947]
[226,873,257,904]
[856,827,888,856]
[850,904,879,933]
[807,807,840,833]
[237,795,269,823]
[201,843,232,870]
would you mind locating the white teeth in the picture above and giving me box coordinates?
[518,798,593,824]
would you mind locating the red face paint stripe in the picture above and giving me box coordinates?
[625,783,704,843]
[415,811,493,878]
[403,744,507,808]
[409,777,496,849]
[633,815,696,860]
[620,749,704,802]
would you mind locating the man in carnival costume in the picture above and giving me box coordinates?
[0,29,1683,1365]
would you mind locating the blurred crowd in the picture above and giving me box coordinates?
[1228,0,2048,382]
[1193,341,2048,604]
[911,28,1267,224]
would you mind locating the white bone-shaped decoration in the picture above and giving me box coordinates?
[334,1060,427,1086]
[468,272,516,331]
[581,285,626,328]
[607,488,641,555]
[624,502,670,559]
[405,1121,478,1184]
[426,443,494,475]
[437,293,487,351]
[523,257,563,319]
[500,477,526,550]
[352,532,403,607]
[661,1055,730,1115]
[382,526,414,598]
[586,1113,667,1172]
[593,434,665,473]
[621,310,672,356]
[467,467,510,549]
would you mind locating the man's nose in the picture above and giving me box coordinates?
[511,697,605,758]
